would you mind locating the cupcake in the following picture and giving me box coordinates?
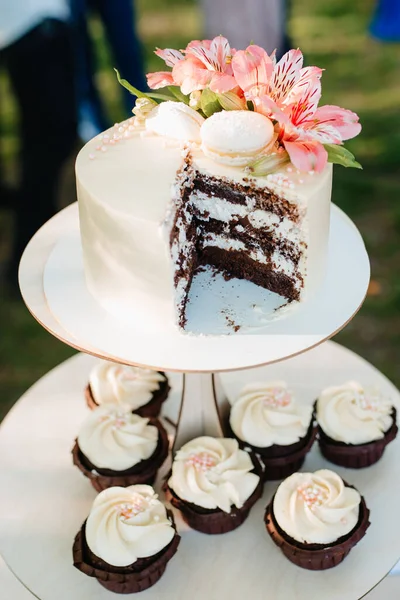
[85,360,170,418]
[228,381,316,480]
[73,485,180,593]
[167,436,262,534]
[317,381,398,468]
[72,405,169,492]
[265,469,370,570]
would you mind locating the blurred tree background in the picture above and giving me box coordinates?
[0,0,399,420]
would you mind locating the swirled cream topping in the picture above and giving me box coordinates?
[85,485,175,567]
[89,360,165,410]
[78,405,158,471]
[168,436,259,513]
[273,469,361,544]
[317,381,393,444]
[229,381,313,447]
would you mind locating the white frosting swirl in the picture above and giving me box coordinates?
[89,361,165,410]
[230,381,313,447]
[273,469,361,545]
[168,436,259,513]
[85,485,175,567]
[200,110,275,166]
[317,381,393,444]
[78,405,158,471]
[145,101,204,142]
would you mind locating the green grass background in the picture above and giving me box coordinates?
[1,0,399,419]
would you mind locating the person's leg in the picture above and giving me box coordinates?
[94,0,147,115]
[70,0,109,138]
[3,18,77,282]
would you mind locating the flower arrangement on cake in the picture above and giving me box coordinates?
[116,35,361,175]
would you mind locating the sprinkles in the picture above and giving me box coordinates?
[186,452,217,471]
[297,482,329,510]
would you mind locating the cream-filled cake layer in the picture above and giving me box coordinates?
[76,121,332,329]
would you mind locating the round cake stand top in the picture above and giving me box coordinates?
[19,203,370,372]
[0,342,399,600]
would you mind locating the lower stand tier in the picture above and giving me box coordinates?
[1,341,399,600]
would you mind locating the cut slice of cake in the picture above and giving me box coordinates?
[169,147,308,328]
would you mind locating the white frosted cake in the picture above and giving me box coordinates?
[76,37,361,330]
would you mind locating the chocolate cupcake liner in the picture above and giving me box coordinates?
[226,411,317,481]
[264,488,370,570]
[73,515,180,594]
[318,408,398,469]
[84,374,170,419]
[258,426,317,481]
[72,419,170,492]
[167,455,263,535]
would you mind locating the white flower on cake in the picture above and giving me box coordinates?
[273,469,361,545]
[77,405,158,471]
[168,436,259,513]
[85,485,175,567]
[317,381,393,444]
[230,381,313,447]
[89,360,165,410]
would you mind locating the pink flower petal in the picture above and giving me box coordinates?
[172,58,211,94]
[284,140,328,172]
[300,122,342,144]
[210,36,231,69]
[270,49,303,103]
[286,78,321,125]
[146,71,175,89]
[284,66,323,105]
[314,105,362,140]
[252,95,290,125]
[232,45,274,95]
[154,48,184,67]
[186,39,212,52]
[209,72,237,93]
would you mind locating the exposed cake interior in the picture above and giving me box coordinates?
[169,151,307,328]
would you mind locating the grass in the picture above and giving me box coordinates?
[1,0,400,419]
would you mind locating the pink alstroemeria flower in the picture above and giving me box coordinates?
[233,47,361,172]
[148,36,238,96]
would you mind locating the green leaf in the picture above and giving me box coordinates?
[201,88,222,117]
[324,143,362,169]
[245,151,290,177]
[114,68,148,98]
[168,86,190,104]
[217,91,247,111]
[146,91,177,102]
[115,69,175,103]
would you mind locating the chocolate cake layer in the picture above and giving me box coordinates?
[193,173,300,221]
[199,246,301,301]
[196,216,302,266]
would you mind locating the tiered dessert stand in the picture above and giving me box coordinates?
[1,201,400,599]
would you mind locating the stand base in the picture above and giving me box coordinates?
[0,342,399,599]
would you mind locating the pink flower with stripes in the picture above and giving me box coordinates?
[232,47,361,172]
[147,36,237,95]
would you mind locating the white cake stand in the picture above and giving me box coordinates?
[1,343,400,600]
[19,202,370,373]
[18,201,370,446]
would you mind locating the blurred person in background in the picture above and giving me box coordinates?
[70,0,147,141]
[370,0,400,42]
[0,0,77,291]
[201,0,290,57]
